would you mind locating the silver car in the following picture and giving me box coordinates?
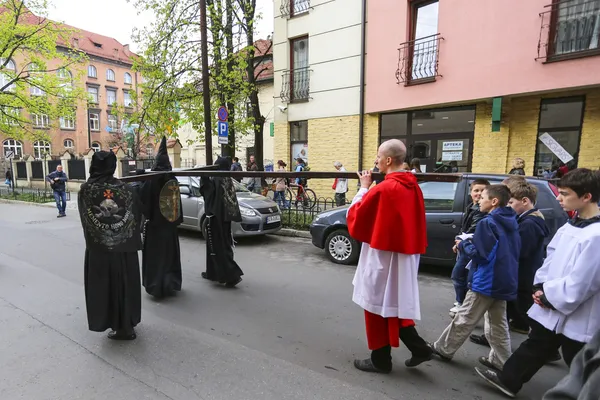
[176,176,282,238]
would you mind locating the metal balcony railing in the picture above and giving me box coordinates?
[280,67,310,103]
[537,0,600,61]
[396,33,444,85]
[280,0,310,18]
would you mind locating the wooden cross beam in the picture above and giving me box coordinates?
[119,167,462,183]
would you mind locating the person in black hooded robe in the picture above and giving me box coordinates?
[78,151,142,340]
[200,156,244,287]
[139,137,183,298]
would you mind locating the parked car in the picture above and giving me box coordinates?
[176,176,282,238]
[309,174,568,266]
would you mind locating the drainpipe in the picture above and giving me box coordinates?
[358,0,367,171]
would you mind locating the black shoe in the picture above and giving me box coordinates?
[470,334,490,347]
[474,367,515,398]
[353,358,391,374]
[107,330,137,340]
[405,353,432,367]
[478,356,502,372]
[225,277,242,288]
[428,342,452,361]
[509,322,529,334]
[201,272,210,280]
[547,350,562,363]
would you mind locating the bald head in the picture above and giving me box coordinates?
[377,139,407,173]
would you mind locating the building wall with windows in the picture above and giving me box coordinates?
[273,0,364,195]
[363,0,600,176]
[1,23,150,168]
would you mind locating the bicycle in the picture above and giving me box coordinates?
[266,182,316,210]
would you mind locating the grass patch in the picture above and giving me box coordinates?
[281,210,316,231]
[0,192,54,204]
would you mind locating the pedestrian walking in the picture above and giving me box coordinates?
[231,157,242,171]
[246,155,261,193]
[274,160,289,209]
[46,164,68,217]
[430,185,520,372]
[476,168,600,398]
[139,137,183,298]
[348,139,432,373]
[410,158,422,173]
[200,156,244,288]
[78,150,143,340]
[509,158,526,175]
[449,179,489,318]
[5,168,12,191]
[332,161,348,207]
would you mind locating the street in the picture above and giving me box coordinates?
[0,202,567,400]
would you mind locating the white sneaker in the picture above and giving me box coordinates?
[453,301,459,307]
[449,311,457,318]
[449,305,460,313]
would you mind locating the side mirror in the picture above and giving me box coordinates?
[179,185,191,196]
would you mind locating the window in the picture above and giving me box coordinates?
[63,139,74,149]
[32,113,49,128]
[89,112,100,131]
[124,90,133,107]
[2,107,20,125]
[0,59,16,91]
[534,97,585,175]
[146,143,155,157]
[288,36,309,101]
[3,139,23,158]
[106,69,115,81]
[108,114,118,131]
[33,140,51,159]
[550,0,600,57]
[91,142,101,152]
[60,116,75,129]
[87,86,99,103]
[106,88,117,105]
[418,181,457,211]
[281,0,310,17]
[290,120,308,165]
[28,63,45,96]
[124,72,132,84]
[88,65,97,78]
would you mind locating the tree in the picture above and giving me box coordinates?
[0,0,87,141]
[130,0,271,166]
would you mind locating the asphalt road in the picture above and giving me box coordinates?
[0,202,568,400]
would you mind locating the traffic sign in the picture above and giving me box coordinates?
[5,150,14,159]
[218,121,229,145]
[217,106,228,122]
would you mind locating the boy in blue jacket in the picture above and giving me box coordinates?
[430,185,520,371]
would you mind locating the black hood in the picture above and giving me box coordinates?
[215,156,232,171]
[88,151,117,184]
[152,137,172,172]
[569,215,600,228]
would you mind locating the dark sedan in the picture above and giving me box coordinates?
[309,174,568,266]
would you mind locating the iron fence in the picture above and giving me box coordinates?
[280,0,310,17]
[279,196,346,230]
[396,33,444,84]
[281,67,311,103]
[0,186,71,202]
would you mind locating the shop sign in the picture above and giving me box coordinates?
[539,133,573,164]
[442,151,463,161]
[442,141,464,151]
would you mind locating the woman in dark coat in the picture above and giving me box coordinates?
[200,156,244,287]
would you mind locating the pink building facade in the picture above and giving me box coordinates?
[365,0,600,175]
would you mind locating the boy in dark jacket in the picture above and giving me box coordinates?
[449,179,490,317]
[505,181,549,333]
[431,185,520,371]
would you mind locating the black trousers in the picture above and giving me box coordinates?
[334,193,346,207]
[371,326,431,369]
[506,289,533,330]
[498,319,585,394]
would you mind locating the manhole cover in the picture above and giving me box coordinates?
[25,220,50,225]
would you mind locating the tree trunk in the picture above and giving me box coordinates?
[223,0,235,158]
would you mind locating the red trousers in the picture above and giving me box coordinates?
[364,310,415,350]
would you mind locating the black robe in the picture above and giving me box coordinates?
[200,173,244,284]
[140,172,183,297]
[78,152,142,333]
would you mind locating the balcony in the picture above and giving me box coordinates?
[396,34,444,85]
[280,67,311,103]
[280,0,310,18]
[537,0,600,62]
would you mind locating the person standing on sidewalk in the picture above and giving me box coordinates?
[348,139,432,373]
[246,155,261,194]
[46,165,68,217]
[5,168,12,191]
[333,161,348,207]
[78,150,143,340]
[476,168,600,398]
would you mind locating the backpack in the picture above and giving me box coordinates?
[300,164,310,186]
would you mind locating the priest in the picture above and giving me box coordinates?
[140,137,183,298]
[78,150,142,340]
[348,139,432,373]
[200,156,244,287]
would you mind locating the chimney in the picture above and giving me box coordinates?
[124,44,129,52]
[73,38,79,48]
[113,48,119,58]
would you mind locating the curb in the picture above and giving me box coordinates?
[0,198,56,208]
[272,228,311,239]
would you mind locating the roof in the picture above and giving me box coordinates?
[15,7,136,65]
[253,39,273,83]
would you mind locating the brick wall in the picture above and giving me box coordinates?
[579,88,600,169]
[506,97,540,175]
[362,114,380,169]
[472,102,510,174]
[273,122,290,165]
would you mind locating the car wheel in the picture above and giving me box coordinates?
[201,217,208,239]
[325,229,359,265]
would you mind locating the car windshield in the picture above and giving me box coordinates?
[189,177,249,193]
